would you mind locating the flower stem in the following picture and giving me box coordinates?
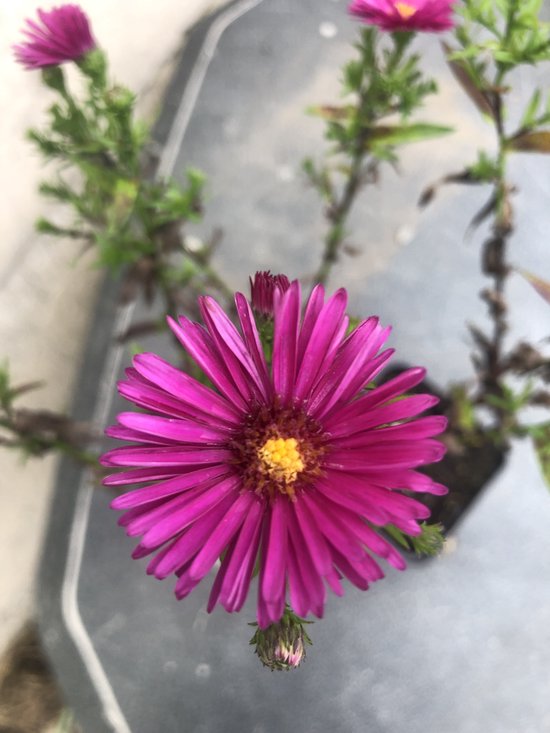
[475,83,513,428]
[313,132,371,287]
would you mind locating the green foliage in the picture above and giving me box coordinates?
[451,0,550,142]
[257,317,275,367]
[441,1,550,487]
[457,0,550,69]
[411,523,446,556]
[30,52,208,279]
[450,384,477,434]
[529,423,550,490]
[0,362,42,414]
[484,381,533,415]
[0,362,96,464]
[313,28,444,163]
[308,26,446,284]
[385,522,446,557]
[0,362,12,412]
[468,151,499,182]
[346,315,363,336]
[340,28,440,134]
[366,122,452,158]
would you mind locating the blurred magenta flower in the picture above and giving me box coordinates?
[348,0,455,32]
[14,4,95,69]
[102,281,447,628]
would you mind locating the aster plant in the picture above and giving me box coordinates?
[14,4,230,323]
[102,276,447,659]
[9,0,550,675]
[305,0,454,285]
[417,0,550,499]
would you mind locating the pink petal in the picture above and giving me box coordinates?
[217,498,265,612]
[258,497,289,625]
[294,288,348,401]
[152,492,237,579]
[272,282,301,405]
[110,465,232,510]
[297,284,325,364]
[324,367,428,432]
[188,491,255,580]
[141,475,240,548]
[168,317,249,411]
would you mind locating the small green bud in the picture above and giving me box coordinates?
[41,66,66,93]
[411,523,446,557]
[249,606,312,671]
[77,48,107,87]
[108,86,135,112]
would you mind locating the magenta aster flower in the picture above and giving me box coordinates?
[14,4,96,70]
[348,0,455,32]
[102,281,447,628]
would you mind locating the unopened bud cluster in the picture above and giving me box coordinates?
[249,606,312,671]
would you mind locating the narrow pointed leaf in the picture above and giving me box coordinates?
[306,105,355,121]
[531,424,550,490]
[442,42,496,120]
[367,123,453,149]
[418,170,477,208]
[465,193,497,238]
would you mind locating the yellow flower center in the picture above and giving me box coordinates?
[258,437,304,485]
[395,1,417,19]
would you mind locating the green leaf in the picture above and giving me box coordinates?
[367,122,453,149]
[450,384,477,433]
[469,150,499,181]
[530,423,550,489]
[342,59,363,92]
[385,522,446,557]
[442,41,496,119]
[520,88,542,128]
[410,523,446,557]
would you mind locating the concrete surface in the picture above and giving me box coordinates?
[0,0,226,657]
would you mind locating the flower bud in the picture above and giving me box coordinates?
[249,607,312,671]
[249,271,291,318]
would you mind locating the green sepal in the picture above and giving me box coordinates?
[528,423,550,490]
[385,522,446,557]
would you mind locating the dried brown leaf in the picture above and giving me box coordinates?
[442,42,496,120]
[418,170,477,208]
[507,130,550,153]
[518,269,550,306]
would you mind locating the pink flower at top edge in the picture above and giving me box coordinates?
[101,280,448,628]
[348,0,456,33]
[14,4,96,70]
